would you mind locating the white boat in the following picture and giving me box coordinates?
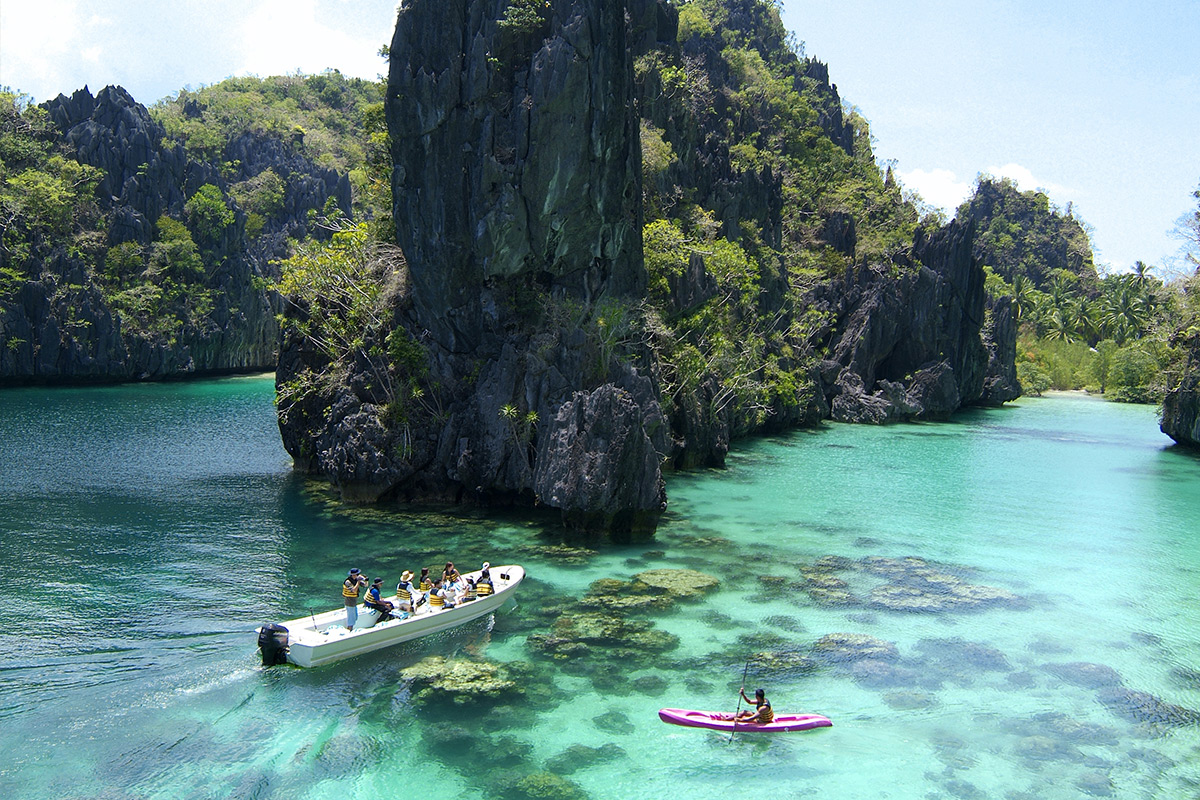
[257,565,525,668]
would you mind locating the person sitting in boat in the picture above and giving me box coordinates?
[735,688,774,724]
[342,568,368,628]
[460,577,478,602]
[395,570,422,612]
[428,578,456,610]
[417,568,433,592]
[364,577,396,620]
[476,563,493,596]
[442,561,461,584]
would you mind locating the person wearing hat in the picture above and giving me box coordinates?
[342,568,368,628]
[395,570,421,613]
[735,688,774,724]
[476,563,493,597]
[364,577,395,621]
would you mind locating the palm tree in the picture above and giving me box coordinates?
[1043,307,1076,343]
[1132,260,1152,289]
[1065,298,1096,343]
[1046,274,1073,313]
[1098,279,1152,344]
[1011,274,1037,323]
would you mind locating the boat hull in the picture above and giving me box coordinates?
[658,707,832,733]
[264,565,524,668]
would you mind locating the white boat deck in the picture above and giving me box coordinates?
[267,565,525,667]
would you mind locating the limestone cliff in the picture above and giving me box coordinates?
[1162,338,1200,447]
[273,0,1018,534]
[276,0,668,535]
[0,85,348,384]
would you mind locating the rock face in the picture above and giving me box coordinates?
[390,0,644,352]
[1,85,347,384]
[273,0,1017,534]
[1161,367,1200,447]
[292,0,668,533]
[812,221,1018,423]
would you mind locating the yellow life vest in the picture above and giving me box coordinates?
[429,591,444,607]
[396,583,412,602]
[757,702,774,723]
[419,578,432,591]
[476,581,493,596]
[342,579,361,599]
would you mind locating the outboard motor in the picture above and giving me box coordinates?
[258,623,290,667]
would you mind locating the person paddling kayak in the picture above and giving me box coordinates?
[735,688,774,724]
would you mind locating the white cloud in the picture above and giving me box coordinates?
[236,0,388,80]
[0,0,82,99]
[896,167,973,213]
[1,1,397,103]
[985,162,1076,200]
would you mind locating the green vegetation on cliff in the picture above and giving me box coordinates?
[634,0,925,436]
[152,71,389,224]
[0,89,239,350]
[964,176,1197,404]
[0,92,105,294]
[2,71,392,382]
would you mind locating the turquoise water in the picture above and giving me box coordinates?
[2,379,1199,799]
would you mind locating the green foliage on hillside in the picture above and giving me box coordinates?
[965,176,1199,404]
[498,0,550,36]
[0,91,106,290]
[636,0,921,431]
[959,177,1096,289]
[185,183,234,250]
[274,221,426,450]
[152,71,390,223]
[0,90,230,343]
[104,215,215,343]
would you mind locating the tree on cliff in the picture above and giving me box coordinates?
[0,91,104,282]
[957,177,1097,290]
[1174,180,1200,272]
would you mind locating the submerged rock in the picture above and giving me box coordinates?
[883,691,939,710]
[1013,734,1082,764]
[1096,687,1200,727]
[528,612,679,659]
[1032,713,1119,746]
[576,577,673,613]
[592,709,636,735]
[544,743,626,775]
[497,771,590,800]
[399,656,528,705]
[811,633,900,664]
[423,726,533,768]
[745,649,818,679]
[1075,770,1114,797]
[918,638,1011,673]
[847,659,923,688]
[632,568,720,599]
[1043,662,1124,689]
[868,572,1021,613]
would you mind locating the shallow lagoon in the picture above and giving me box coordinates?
[1,379,1198,799]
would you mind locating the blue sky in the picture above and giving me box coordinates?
[2,0,1196,273]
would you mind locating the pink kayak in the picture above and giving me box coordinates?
[658,708,833,733]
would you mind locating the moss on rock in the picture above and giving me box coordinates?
[632,568,719,599]
[399,656,529,705]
